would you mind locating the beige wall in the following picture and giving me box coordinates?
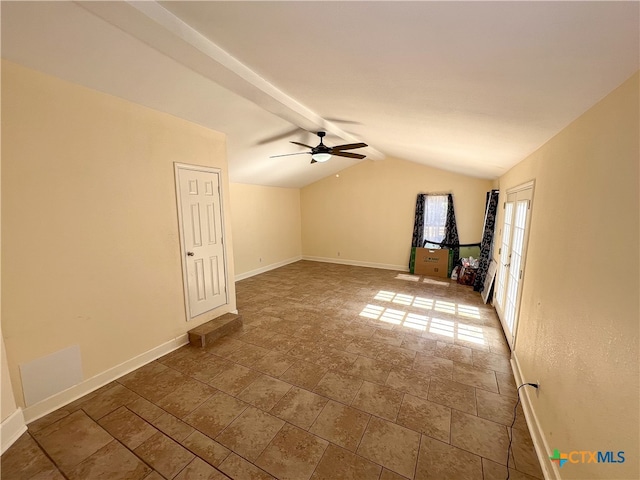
[301,156,492,268]
[229,183,301,277]
[1,61,236,408]
[496,72,639,479]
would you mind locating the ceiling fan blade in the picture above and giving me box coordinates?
[331,142,368,151]
[290,141,315,149]
[256,127,303,146]
[269,152,311,158]
[332,151,366,159]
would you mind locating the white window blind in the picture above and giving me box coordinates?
[424,195,448,247]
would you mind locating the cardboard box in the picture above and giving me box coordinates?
[413,248,450,278]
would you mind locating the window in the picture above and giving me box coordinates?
[423,195,448,247]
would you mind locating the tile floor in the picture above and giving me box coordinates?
[1,261,543,480]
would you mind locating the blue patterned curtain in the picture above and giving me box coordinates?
[443,194,460,268]
[474,190,500,292]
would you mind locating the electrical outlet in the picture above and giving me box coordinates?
[337,252,341,256]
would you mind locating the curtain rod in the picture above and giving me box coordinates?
[423,239,481,248]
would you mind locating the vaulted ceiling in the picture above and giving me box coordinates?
[2,1,638,188]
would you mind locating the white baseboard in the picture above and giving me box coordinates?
[302,255,409,272]
[235,256,302,281]
[22,334,189,425]
[511,352,559,480]
[1,407,27,454]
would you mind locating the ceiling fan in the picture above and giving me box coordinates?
[270,131,368,164]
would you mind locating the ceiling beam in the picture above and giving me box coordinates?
[77,1,385,160]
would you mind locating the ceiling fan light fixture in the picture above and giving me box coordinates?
[271,131,367,163]
[311,152,332,163]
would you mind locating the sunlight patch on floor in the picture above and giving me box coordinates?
[374,291,395,302]
[413,297,434,310]
[372,291,482,321]
[358,303,486,344]
[395,273,449,286]
[393,293,414,306]
[395,273,421,282]
[434,300,456,315]
[458,304,481,319]
[363,290,486,342]
[422,278,449,286]
[380,308,405,325]
[429,317,455,337]
[360,304,385,319]
[457,322,485,344]
[404,313,429,331]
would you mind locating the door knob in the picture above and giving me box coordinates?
[187,252,194,256]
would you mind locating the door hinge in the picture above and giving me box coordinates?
[519,270,523,280]
[498,247,501,255]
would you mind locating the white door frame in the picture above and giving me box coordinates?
[174,163,230,321]
[495,180,535,349]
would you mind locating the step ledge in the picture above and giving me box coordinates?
[188,313,243,348]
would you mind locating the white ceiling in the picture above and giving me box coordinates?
[2,1,638,188]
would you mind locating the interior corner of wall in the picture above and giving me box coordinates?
[1,333,20,419]
[0,407,27,455]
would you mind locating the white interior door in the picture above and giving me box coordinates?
[495,184,533,348]
[175,164,228,319]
